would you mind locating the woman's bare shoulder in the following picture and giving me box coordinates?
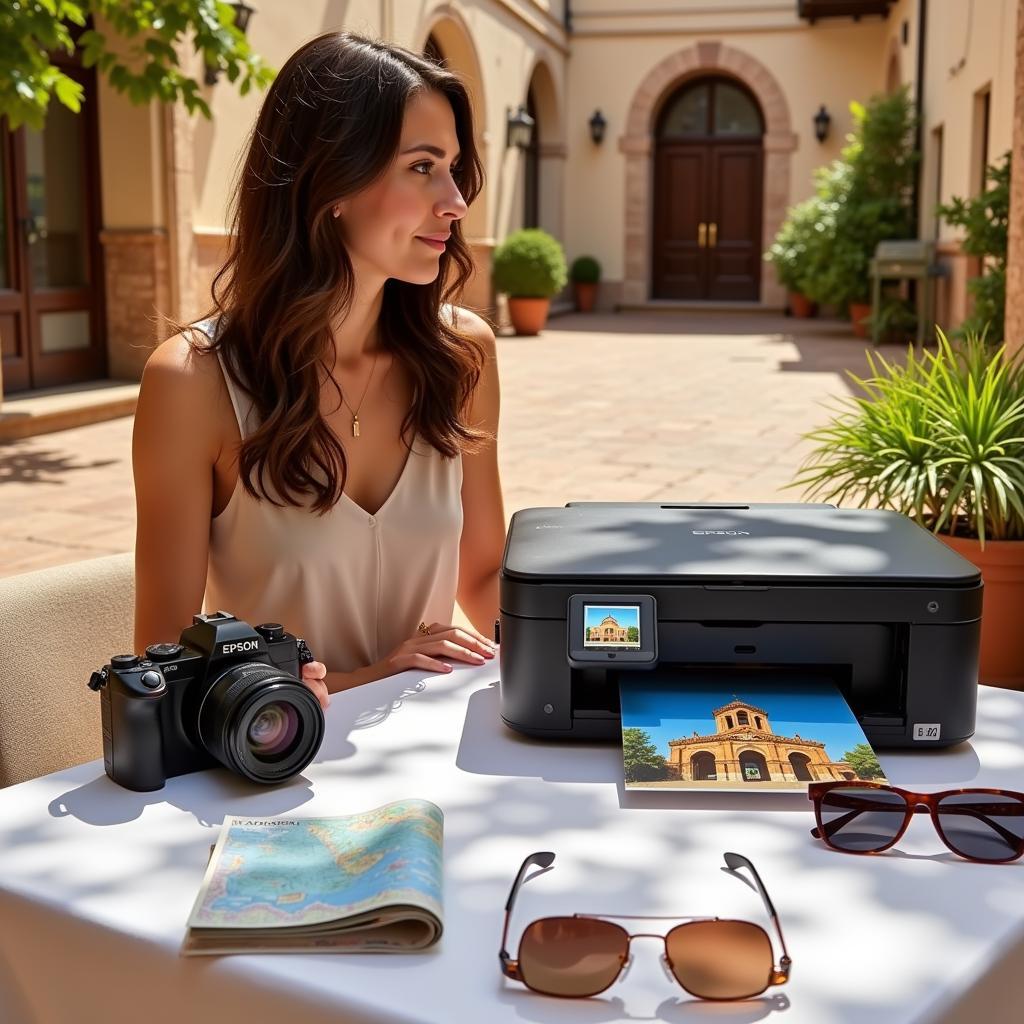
[138,328,235,456]
[442,304,497,353]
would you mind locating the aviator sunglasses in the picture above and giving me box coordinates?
[499,851,791,1001]
[808,781,1024,863]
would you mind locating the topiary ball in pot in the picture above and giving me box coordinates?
[492,229,568,335]
[570,255,602,313]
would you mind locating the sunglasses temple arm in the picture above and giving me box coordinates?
[500,851,556,968]
[722,853,791,980]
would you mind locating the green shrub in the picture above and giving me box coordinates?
[765,196,821,294]
[937,152,1010,344]
[801,89,919,310]
[492,229,568,298]
[793,330,1024,544]
[570,255,601,284]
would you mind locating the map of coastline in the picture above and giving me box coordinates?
[189,799,443,930]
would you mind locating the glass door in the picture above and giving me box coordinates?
[0,61,105,393]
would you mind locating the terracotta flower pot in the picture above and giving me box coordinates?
[939,534,1024,689]
[848,301,872,339]
[507,297,550,336]
[573,282,598,313]
[788,291,817,318]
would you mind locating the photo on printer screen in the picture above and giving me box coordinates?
[583,604,641,650]
[620,675,887,791]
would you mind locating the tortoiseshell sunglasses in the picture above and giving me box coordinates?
[808,781,1024,863]
[499,851,791,1000]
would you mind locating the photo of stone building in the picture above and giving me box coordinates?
[587,613,628,644]
[665,698,857,783]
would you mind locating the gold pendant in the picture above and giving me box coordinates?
[352,414,360,438]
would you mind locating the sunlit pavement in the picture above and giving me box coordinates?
[0,311,897,579]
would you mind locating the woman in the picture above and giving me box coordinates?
[133,33,504,711]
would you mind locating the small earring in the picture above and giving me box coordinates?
[332,206,341,218]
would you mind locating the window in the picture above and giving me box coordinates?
[971,87,991,197]
[755,716,763,730]
[725,715,734,729]
[737,711,750,726]
[658,78,762,140]
[931,124,944,239]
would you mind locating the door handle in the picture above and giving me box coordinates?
[709,222,718,247]
[697,222,707,248]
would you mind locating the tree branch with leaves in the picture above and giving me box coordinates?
[0,0,275,130]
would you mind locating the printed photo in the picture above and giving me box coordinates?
[620,672,888,791]
[584,604,641,650]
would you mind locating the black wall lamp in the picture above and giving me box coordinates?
[813,104,832,143]
[204,1,257,86]
[589,109,607,145]
[506,105,535,150]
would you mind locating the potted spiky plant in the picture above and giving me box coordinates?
[793,330,1024,688]
[492,229,568,336]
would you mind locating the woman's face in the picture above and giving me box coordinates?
[337,88,469,287]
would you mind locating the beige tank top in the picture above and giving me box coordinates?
[198,320,464,674]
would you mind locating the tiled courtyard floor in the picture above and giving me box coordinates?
[0,311,894,579]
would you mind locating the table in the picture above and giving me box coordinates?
[1,661,1022,1024]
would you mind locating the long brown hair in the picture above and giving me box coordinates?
[191,32,487,513]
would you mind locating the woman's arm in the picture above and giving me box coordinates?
[132,333,228,654]
[453,308,506,636]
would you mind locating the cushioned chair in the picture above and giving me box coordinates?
[0,552,134,788]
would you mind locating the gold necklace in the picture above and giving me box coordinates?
[339,351,380,437]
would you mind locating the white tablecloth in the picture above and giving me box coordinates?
[1,661,1022,1024]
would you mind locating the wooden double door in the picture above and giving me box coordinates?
[0,59,106,393]
[653,140,763,301]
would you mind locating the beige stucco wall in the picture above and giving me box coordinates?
[881,0,1017,330]
[565,1,889,300]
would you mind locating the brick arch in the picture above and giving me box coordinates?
[619,42,799,307]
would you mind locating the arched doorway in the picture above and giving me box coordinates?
[739,749,770,782]
[788,752,813,782]
[652,76,764,301]
[690,751,717,781]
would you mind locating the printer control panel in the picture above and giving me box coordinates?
[567,594,658,669]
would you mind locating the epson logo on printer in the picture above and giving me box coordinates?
[221,640,260,654]
[692,530,751,536]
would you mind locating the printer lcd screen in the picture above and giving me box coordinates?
[583,604,641,650]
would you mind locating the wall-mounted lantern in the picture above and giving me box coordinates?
[588,109,607,145]
[813,104,832,143]
[205,2,257,86]
[506,105,535,150]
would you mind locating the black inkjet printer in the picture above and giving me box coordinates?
[498,503,982,748]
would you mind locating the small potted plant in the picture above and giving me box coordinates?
[793,330,1024,688]
[569,255,601,313]
[765,196,818,318]
[492,228,568,335]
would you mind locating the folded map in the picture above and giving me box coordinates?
[182,798,443,955]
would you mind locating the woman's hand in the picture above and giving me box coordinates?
[300,660,331,710]
[378,621,496,677]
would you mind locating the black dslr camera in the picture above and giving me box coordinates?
[88,611,325,792]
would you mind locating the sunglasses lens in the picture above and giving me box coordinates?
[818,785,908,852]
[518,917,628,997]
[666,920,773,999]
[935,792,1024,862]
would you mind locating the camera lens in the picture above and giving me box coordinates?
[246,701,301,761]
[197,663,324,784]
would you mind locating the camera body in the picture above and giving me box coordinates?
[89,611,324,791]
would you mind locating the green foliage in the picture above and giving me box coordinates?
[0,1,276,129]
[937,152,1010,344]
[569,255,601,284]
[492,229,568,298]
[842,743,885,780]
[626,626,639,643]
[622,727,667,783]
[865,294,918,344]
[800,89,919,309]
[793,330,1024,544]
[765,195,821,293]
